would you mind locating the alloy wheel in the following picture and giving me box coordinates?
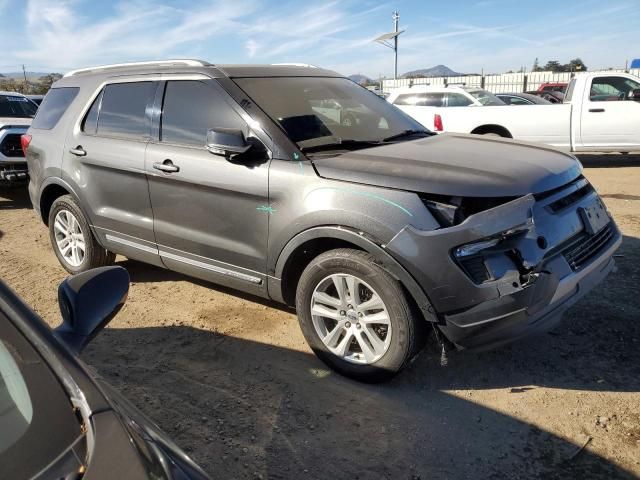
[310,273,392,364]
[53,210,86,267]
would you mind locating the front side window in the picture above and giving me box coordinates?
[160,80,245,146]
[97,82,155,139]
[236,77,427,148]
[31,88,79,129]
[590,76,640,102]
[0,95,38,119]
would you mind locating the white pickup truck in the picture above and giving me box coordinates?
[392,72,640,153]
[0,91,36,185]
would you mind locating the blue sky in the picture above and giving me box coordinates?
[0,0,638,77]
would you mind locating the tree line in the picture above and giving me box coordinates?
[0,73,62,95]
[531,58,587,73]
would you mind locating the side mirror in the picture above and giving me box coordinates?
[54,266,129,354]
[630,89,640,101]
[206,128,252,156]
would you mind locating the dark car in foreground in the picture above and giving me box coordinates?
[0,266,210,479]
[24,60,621,382]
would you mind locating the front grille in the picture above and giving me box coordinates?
[0,134,23,158]
[562,223,615,271]
[460,256,491,284]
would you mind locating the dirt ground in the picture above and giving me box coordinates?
[1,154,639,479]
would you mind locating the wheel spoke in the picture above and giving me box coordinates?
[59,242,72,256]
[322,322,346,348]
[312,291,341,308]
[332,331,354,357]
[54,218,67,234]
[345,275,360,305]
[362,325,386,353]
[354,329,377,363]
[361,311,390,325]
[358,294,384,312]
[330,275,347,305]
[311,303,340,319]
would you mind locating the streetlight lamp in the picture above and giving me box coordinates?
[374,11,404,80]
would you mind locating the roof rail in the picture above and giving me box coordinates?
[63,59,210,77]
[271,63,318,68]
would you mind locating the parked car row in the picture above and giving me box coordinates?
[390,72,640,153]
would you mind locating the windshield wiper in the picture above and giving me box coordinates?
[382,129,433,142]
[299,139,381,153]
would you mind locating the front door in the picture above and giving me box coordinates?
[580,75,640,150]
[145,79,270,295]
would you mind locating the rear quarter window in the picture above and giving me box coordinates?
[30,88,79,130]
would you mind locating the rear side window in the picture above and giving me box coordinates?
[97,82,155,140]
[160,80,244,146]
[27,89,78,129]
[393,93,444,107]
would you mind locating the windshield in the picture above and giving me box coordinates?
[467,89,505,106]
[235,77,428,151]
[0,95,38,118]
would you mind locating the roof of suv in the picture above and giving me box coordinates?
[56,60,342,87]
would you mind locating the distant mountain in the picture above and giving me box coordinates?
[349,74,373,84]
[401,65,462,78]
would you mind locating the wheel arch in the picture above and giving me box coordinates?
[38,178,92,229]
[270,226,438,323]
[470,124,513,138]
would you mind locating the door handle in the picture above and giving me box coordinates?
[153,160,180,173]
[589,108,605,113]
[69,146,87,156]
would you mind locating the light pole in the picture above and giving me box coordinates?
[374,11,405,80]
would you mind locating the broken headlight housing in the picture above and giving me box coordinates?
[420,195,518,227]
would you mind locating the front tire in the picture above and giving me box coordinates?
[48,195,115,274]
[295,249,424,382]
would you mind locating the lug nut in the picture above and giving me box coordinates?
[347,304,353,309]
[345,321,351,328]
[340,310,346,316]
[356,323,361,329]
[358,312,363,317]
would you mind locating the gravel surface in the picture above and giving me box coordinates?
[1,154,639,479]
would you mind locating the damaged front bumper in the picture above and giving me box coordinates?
[386,177,622,350]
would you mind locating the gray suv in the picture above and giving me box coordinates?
[25,60,621,382]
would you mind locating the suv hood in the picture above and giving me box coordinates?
[310,133,582,197]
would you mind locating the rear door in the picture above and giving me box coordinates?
[580,75,640,150]
[145,78,270,295]
[62,80,162,266]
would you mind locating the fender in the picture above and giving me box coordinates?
[37,177,103,244]
[270,226,438,323]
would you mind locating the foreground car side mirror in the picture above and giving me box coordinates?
[630,89,640,101]
[54,266,129,354]
[206,128,252,156]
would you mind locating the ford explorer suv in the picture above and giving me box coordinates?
[24,60,621,382]
[0,91,36,185]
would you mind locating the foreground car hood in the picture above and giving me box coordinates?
[311,133,581,197]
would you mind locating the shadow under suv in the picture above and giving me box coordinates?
[24,60,621,382]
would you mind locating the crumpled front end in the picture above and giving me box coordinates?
[386,176,622,350]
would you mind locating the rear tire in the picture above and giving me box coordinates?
[295,248,424,382]
[49,195,115,274]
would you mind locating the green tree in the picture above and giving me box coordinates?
[565,58,587,72]
[31,73,62,94]
[543,60,563,72]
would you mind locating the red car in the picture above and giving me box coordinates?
[536,82,567,93]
